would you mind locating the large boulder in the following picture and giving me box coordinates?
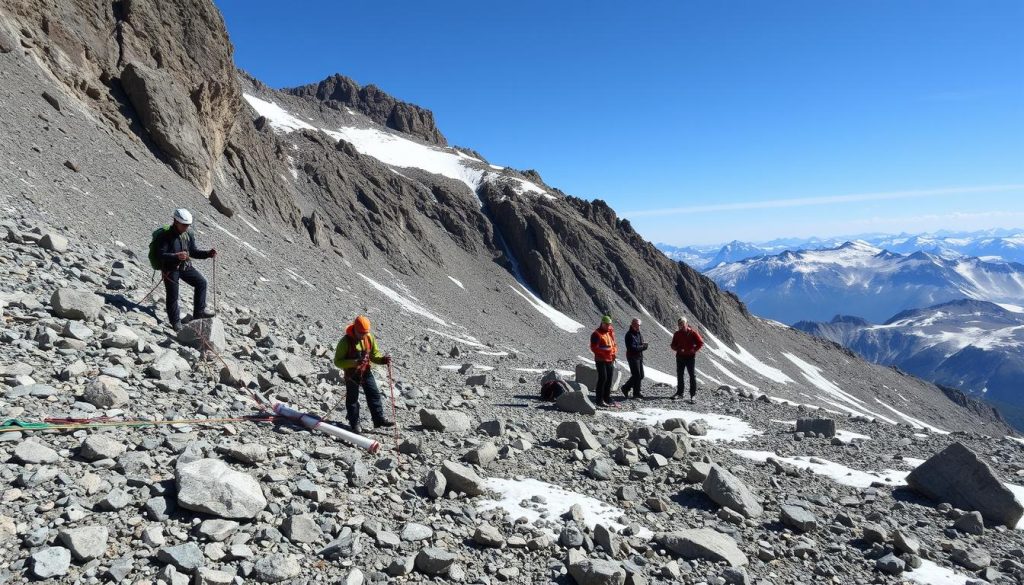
[555,389,597,415]
[439,461,486,496]
[51,288,104,321]
[276,356,314,381]
[796,418,836,438]
[657,529,748,567]
[58,526,108,561]
[178,317,227,353]
[419,409,472,433]
[649,432,690,460]
[83,376,129,408]
[566,549,626,585]
[101,325,140,349]
[703,466,763,518]
[39,233,69,252]
[906,442,1023,528]
[575,363,621,395]
[176,458,267,519]
[556,421,602,451]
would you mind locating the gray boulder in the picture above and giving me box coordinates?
[703,466,763,518]
[780,505,817,532]
[556,389,597,415]
[566,550,626,585]
[575,363,621,394]
[439,461,486,496]
[796,418,836,438]
[178,317,227,352]
[252,553,302,582]
[415,547,456,575]
[101,325,140,349]
[463,442,498,467]
[906,442,1023,528]
[276,356,314,381]
[157,542,204,574]
[83,375,129,408]
[30,547,71,579]
[176,458,267,519]
[39,233,69,252]
[420,409,472,433]
[649,431,690,459]
[556,421,601,451]
[15,438,60,464]
[80,434,127,461]
[51,288,104,321]
[58,526,108,561]
[657,529,748,567]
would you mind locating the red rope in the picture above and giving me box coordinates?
[386,360,401,464]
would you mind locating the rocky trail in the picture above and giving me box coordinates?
[3,216,1024,585]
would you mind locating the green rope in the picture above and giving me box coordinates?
[0,419,51,430]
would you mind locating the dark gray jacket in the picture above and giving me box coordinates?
[158,229,211,271]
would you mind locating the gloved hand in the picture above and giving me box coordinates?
[210,249,218,258]
[175,251,189,261]
[383,355,392,365]
[356,356,370,376]
[642,343,649,350]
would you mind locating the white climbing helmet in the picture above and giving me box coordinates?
[173,208,193,225]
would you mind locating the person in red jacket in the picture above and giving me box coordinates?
[670,317,704,403]
[590,315,618,407]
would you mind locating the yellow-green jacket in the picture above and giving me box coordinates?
[334,326,386,371]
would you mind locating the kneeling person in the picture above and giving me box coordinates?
[333,315,395,434]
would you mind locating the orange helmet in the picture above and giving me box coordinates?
[353,315,371,334]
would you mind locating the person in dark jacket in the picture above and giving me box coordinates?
[620,318,648,399]
[333,315,395,434]
[159,209,216,331]
[670,317,704,402]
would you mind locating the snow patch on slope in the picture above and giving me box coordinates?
[359,274,447,326]
[510,283,584,333]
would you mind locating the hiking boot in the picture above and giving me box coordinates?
[349,422,363,435]
[634,391,644,399]
[670,393,681,401]
[595,401,608,408]
[374,420,395,429]
[620,386,629,398]
[170,322,182,333]
[195,308,216,319]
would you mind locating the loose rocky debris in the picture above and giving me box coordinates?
[1,216,1024,585]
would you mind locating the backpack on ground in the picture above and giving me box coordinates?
[541,379,571,401]
[148,226,170,270]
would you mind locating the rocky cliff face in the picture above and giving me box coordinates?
[286,73,447,146]
[1,0,238,194]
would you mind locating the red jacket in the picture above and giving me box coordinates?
[590,325,618,363]
[671,327,704,357]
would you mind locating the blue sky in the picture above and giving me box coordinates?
[216,0,1024,246]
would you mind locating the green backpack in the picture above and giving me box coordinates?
[148,226,170,270]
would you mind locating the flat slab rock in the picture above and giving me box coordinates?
[657,529,749,567]
[176,458,267,519]
[907,442,1023,528]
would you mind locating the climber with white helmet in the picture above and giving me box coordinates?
[152,208,217,332]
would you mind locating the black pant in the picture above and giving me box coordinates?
[346,371,386,427]
[623,357,645,396]
[164,266,207,326]
[676,354,697,396]
[595,361,614,404]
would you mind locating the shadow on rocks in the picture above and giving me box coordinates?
[671,487,718,512]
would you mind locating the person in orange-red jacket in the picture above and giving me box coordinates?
[670,317,704,403]
[590,315,618,407]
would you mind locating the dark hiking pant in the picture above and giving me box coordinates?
[164,266,207,326]
[595,360,614,404]
[346,371,386,428]
[676,354,697,397]
[623,357,645,397]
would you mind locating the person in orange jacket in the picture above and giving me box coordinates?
[670,317,704,403]
[333,315,395,434]
[590,314,618,407]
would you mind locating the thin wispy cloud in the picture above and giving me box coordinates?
[623,184,1024,218]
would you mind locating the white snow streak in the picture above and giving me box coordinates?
[608,408,762,443]
[872,399,950,434]
[510,283,584,333]
[359,274,447,326]
[904,560,970,585]
[730,450,911,488]
[782,353,899,424]
[447,276,465,289]
[480,477,651,538]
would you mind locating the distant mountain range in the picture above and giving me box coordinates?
[703,240,1024,324]
[658,228,1024,269]
[794,300,1024,430]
